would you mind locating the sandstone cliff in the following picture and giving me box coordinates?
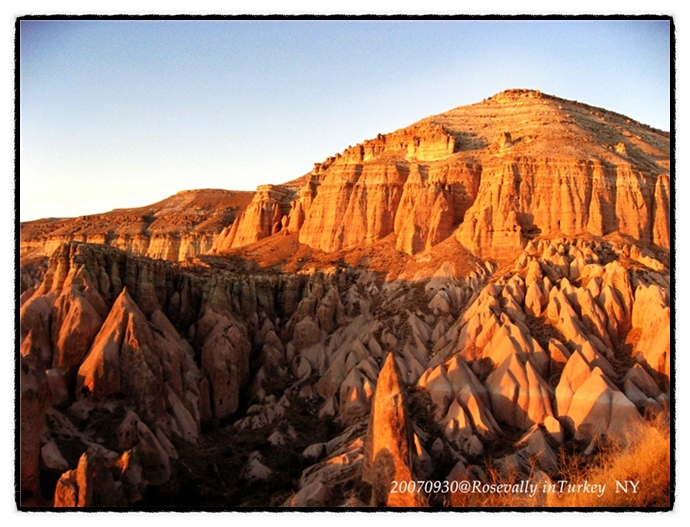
[215,89,669,261]
[21,189,253,263]
[211,185,295,251]
[23,90,670,265]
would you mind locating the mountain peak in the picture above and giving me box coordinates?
[488,87,547,101]
[21,91,670,265]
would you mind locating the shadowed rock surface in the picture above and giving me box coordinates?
[363,353,424,506]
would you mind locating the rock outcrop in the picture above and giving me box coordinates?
[19,231,670,507]
[198,308,252,418]
[23,91,669,265]
[76,288,168,424]
[212,185,295,251]
[485,352,555,429]
[21,189,253,262]
[20,354,51,498]
[220,90,669,260]
[54,446,126,507]
[362,353,424,507]
[561,367,643,441]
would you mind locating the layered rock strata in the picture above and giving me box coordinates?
[20,189,253,262]
[22,91,670,264]
[219,90,670,260]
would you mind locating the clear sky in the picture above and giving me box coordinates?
[19,18,672,222]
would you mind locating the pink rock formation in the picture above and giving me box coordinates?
[631,281,670,384]
[116,411,171,486]
[455,159,665,259]
[213,185,294,251]
[653,174,671,248]
[419,357,500,442]
[555,341,617,417]
[394,162,481,254]
[53,446,126,507]
[362,353,425,507]
[20,354,50,497]
[76,288,166,424]
[235,90,669,260]
[562,367,642,440]
[485,353,555,430]
[298,162,407,252]
[198,309,252,419]
[22,91,670,265]
[51,286,103,371]
[17,89,671,509]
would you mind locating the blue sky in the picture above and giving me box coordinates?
[19,18,672,221]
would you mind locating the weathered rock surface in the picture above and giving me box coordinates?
[632,282,671,384]
[20,354,51,497]
[225,90,669,261]
[21,189,253,262]
[19,233,670,507]
[22,91,669,267]
[54,446,126,507]
[212,185,294,251]
[198,308,252,419]
[76,288,168,424]
[362,353,425,506]
[485,352,555,430]
[562,367,643,440]
[116,411,171,486]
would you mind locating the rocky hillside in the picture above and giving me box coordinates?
[20,189,253,263]
[22,90,670,265]
[213,89,670,260]
[18,90,672,509]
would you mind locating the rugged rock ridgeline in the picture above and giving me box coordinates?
[213,89,670,259]
[21,90,670,264]
[212,185,296,250]
[20,189,254,263]
[18,90,671,508]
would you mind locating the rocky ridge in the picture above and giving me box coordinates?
[212,89,670,260]
[22,90,670,266]
[21,189,253,263]
[19,232,670,507]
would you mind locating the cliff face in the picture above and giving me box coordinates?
[245,123,482,256]
[23,90,670,264]
[20,189,253,263]
[211,185,295,252]
[298,161,408,252]
[220,89,670,260]
[455,157,665,259]
[393,161,481,254]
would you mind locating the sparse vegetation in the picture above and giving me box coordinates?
[449,413,671,508]
[547,413,671,507]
